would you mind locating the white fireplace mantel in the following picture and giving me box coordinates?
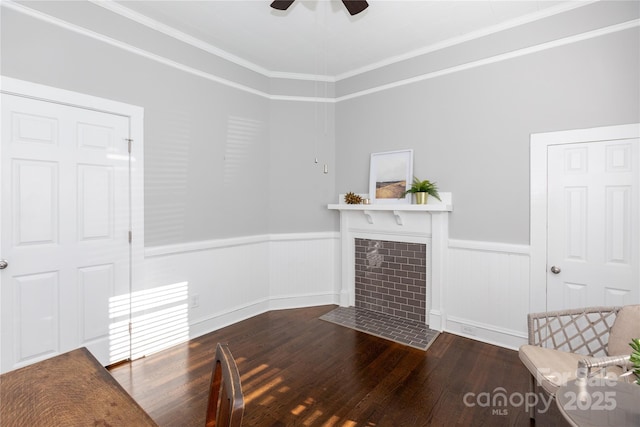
[328,193,452,331]
[328,195,452,225]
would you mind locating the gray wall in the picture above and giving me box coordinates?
[1,2,337,246]
[336,2,640,244]
[269,100,337,233]
[2,1,639,246]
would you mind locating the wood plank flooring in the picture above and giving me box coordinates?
[109,305,548,426]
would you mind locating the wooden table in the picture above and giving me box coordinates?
[556,380,640,427]
[0,347,158,426]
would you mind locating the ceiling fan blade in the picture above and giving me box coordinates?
[342,0,368,15]
[270,0,295,11]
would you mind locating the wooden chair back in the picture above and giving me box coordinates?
[205,343,244,427]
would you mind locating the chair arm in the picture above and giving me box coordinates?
[575,355,633,384]
[527,306,621,356]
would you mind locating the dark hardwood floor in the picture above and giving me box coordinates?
[109,305,556,426]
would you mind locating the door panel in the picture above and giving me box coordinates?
[12,112,58,146]
[13,160,59,245]
[15,272,59,362]
[606,186,631,264]
[78,165,114,240]
[547,139,639,310]
[79,264,113,344]
[1,94,130,372]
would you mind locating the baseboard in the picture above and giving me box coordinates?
[268,292,340,311]
[143,233,533,353]
[445,315,527,351]
[187,293,339,342]
[187,298,271,340]
[187,300,527,354]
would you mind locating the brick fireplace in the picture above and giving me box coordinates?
[328,193,452,330]
[354,238,427,323]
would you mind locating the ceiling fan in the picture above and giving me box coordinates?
[270,0,369,16]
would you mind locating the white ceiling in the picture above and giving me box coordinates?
[110,0,579,79]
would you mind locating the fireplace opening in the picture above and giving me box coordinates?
[355,238,427,324]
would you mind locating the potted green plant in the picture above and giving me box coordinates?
[401,177,441,205]
[630,338,640,385]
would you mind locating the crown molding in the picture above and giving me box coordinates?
[269,71,336,83]
[91,0,600,84]
[90,0,597,83]
[3,1,638,104]
[335,19,640,102]
[2,0,273,99]
[89,0,272,77]
[270,95,335,103]
[334,1,598,81]
[90,0,335,83]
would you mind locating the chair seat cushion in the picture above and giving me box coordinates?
[518,345,585,395]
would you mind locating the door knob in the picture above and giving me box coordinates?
[0,260,7,270]
[550,265,561,274]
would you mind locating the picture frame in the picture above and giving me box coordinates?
[369,149,413,204]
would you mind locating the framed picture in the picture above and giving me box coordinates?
[369,149,413,204]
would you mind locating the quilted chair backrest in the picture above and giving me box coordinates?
[607,304,640,356]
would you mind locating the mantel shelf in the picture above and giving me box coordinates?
[328,203,451,225]
[328,192,452,214]
[327,203,452,212]
[328,192,452,225]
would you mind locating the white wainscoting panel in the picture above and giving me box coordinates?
[142,232,340,354]
[268,233,341,310]
[144,239,270,344]
[142,234,528,356]
[446,240,530,350]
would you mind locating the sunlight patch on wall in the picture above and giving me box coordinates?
[223,115,263,186]
[108,281,189,363]
[145,110,190,245]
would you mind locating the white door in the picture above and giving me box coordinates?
[0,93,131,372]
[546,139,639,310]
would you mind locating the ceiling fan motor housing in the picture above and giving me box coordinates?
[270,0,369,16]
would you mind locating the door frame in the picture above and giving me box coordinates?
[530,123,640,314]
[0,76,144,362]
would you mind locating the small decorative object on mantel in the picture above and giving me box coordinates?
[344,192,363,204]
[400,177,441,205]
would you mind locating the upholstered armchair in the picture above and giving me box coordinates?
[518,305,640,418]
